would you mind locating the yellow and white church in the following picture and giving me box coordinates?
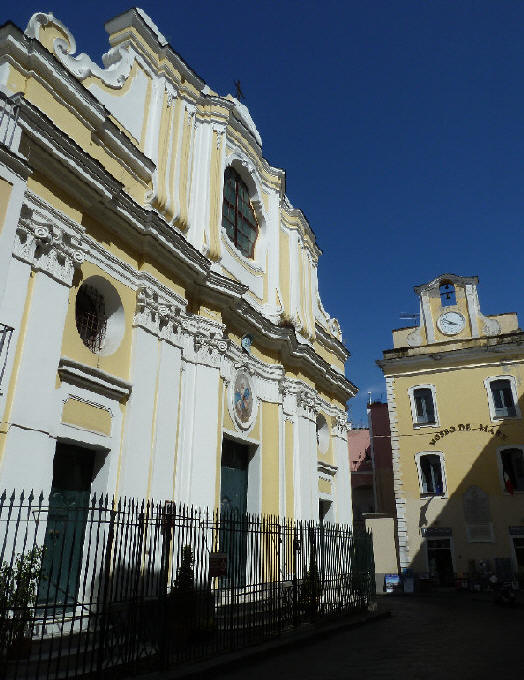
[0,9,356,523]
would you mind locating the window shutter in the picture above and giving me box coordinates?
[466,524,494,543]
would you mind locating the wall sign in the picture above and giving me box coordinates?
[421,527,452,537]
[209,552,227,577]
[429,423,507,446]
[509,526,524,536]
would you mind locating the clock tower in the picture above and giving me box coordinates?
[399,273,509,349]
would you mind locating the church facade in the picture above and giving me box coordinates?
[378,274,524,585]
[0,9,355,523]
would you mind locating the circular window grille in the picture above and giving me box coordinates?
[76,284,107,352]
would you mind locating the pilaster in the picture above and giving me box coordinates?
[0,203,83,490]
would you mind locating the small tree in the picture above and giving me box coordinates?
[0,546,44,652]
[300,542,322,619]
[173,546,194,596]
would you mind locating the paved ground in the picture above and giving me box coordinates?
[212,591,524,680]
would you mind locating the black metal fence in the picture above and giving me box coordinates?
[0,490,375,679]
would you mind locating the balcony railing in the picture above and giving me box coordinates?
[0,91,22,150]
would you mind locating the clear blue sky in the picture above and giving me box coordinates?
[7,2,524,425]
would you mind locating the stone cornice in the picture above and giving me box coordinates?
[315,323,348,364]
[414,273,478,295]
[0,141,32,180]
[104,8,206,93]
[378,332,524,376]
[58,357,132,401]
[318,460,338,477]
[223,301,357,402]
[0,23,155,183]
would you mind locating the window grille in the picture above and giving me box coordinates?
[75,284,107,353]
[222,167,258,258]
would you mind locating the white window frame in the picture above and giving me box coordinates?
[415,451,447,497]
[510,533,524,576]
[408,384,439,428]
[484,375,521,422]
[425,536,455,575]
[496,445,524,494]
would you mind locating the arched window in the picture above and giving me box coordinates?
[439,281,456,306]
[222,167,258,258]
[415,452,446,496]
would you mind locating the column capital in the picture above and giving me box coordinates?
[14,204,84,285]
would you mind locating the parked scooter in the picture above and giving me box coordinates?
[489,574,517,606]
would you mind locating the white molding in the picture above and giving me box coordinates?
[407,383,440,428]
[420,292,435,344]
[227,96,262,147]
[465,283,480,338]
[318,460,338,477]
[414,450,447,497]
[379,341,524,376]
[414,273,479,295]
[496,444,524,494]
[25,13,135,89]
[13,204,85,286]
[483,374,522,422]
[58,357,132,401]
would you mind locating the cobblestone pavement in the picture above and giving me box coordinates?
[215,591,524,680]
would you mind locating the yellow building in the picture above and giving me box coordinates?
[0,9,356,524]
[378,274,524,585]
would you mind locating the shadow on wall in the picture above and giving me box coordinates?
[406,391,524,586]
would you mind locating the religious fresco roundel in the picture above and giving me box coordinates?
[233,370,254,426]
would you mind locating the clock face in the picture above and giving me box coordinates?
[437,311,466,336]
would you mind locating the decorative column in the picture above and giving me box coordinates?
[0,141,31,309]
[0,204,85,491]
[118,283,185,501]
[332,411,352,525]
[295,388,319,521]
[280,384,297,520]
[174,320,228,510]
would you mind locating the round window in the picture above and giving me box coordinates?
[75,276,124,355]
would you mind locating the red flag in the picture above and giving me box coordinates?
[504,470,515,495]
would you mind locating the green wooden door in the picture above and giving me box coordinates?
[220,440,249,587]
[38,444,95,610]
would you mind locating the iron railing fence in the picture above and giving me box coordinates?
[0,490,375,679]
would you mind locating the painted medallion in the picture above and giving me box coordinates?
[234,370,253,425]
